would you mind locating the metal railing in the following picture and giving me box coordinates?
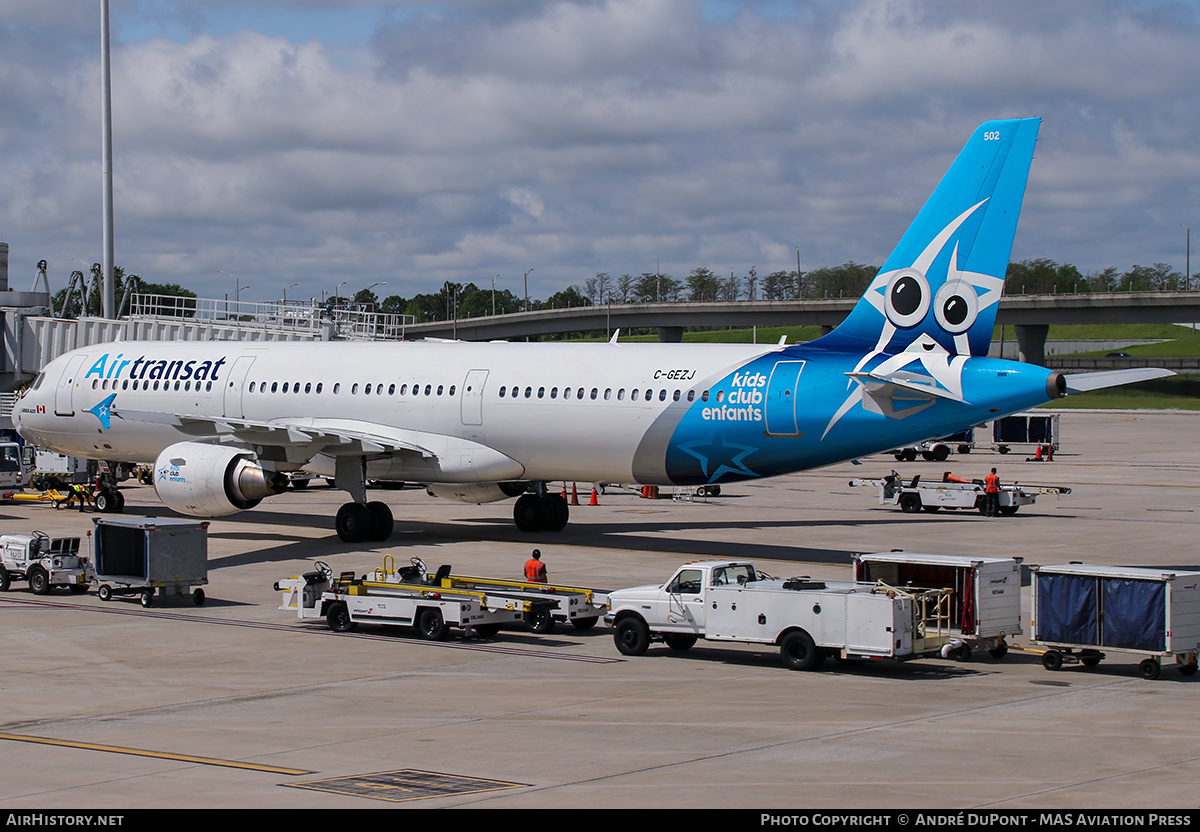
[126,294,414,341]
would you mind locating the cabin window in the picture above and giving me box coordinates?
[333,383,340,394]
[590,388,598,400]
[498,386,506,397]
[425,384,432,396]
[687,390,695,402]
[316,383,323,394]
[604,388,612,400]
[673,389,681,401]
[716,390,725,403]
[437,385,444,396]
[617,389,625,401]
[305,383,312,394]
[538,387,545,399]
[364,384,371,395]
[658,389,666,401]
[388,384,395,395]
[449,385,456,396]
[550,387,558,399]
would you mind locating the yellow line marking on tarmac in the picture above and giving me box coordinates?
[0,732,310,775]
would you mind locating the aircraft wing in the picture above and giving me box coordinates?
[1062,368,1175,393]
[110,408,525,481]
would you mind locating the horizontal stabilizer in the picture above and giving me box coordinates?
[847,372,966,403]
[1064,368,1175,393]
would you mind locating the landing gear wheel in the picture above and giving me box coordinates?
[544,493,569,531]
[366,501,393,541]
[94,491,112,513]
[571,616,599,631]
[114,490,125,512]
[418,608,450,641]
[664,633,697,651]
[140,590,154,608]
[193,588,206,606]
[781,630,823,671]
[513,494,549,532]
[1041,650,1063,671]
[525,607,554,634]
[326,602,355,632]
[1139,658,1161,680]
[29,568,49,595]
[614,618,650,656]
[98,584,113,602]
[335,502,375,543]
[899,493,922,513]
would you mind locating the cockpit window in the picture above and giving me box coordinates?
[31,373,46,391]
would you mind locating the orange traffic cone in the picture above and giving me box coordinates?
[1034,445,1043,461]
[1045,445,1054,461]
[571,482,579,505]
[590,487,599,506]
[561,482,567,499]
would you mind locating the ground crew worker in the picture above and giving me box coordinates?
[984,467,1001,517]
[524,549,547,583]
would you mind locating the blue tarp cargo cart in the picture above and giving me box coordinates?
[1030,563,1200,679]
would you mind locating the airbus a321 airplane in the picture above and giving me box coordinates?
[14,118,1169,542]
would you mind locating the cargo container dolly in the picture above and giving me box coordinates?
[852,552,1023,661]
[275,557,556,640]
[91,516,209,607]
[849,471,1070,515]
[1030,563,1200,680]
[605,559,958,670]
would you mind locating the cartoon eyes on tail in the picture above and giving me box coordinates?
[884,269,981,335]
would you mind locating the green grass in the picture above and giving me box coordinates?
[1049,374,1200,410]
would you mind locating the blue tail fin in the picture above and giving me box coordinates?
[816,118,1041,358]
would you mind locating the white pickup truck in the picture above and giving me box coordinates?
[605,559,956,670]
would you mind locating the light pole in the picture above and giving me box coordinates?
[524,269,534,313]
[283,282,297,305]
[1184,224,1191,292]
[334,281,346,307]
[492,275,498,316]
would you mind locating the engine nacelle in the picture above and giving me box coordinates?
[425,481,526,505]
[154,442,286,517]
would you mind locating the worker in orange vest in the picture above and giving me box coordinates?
[524,549,547,583]
[984,468,1001,517]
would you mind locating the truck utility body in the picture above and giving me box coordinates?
[0,531,90,594]
[850,471,1070,515]
[852,552,1023,660]
[1030,563,1200,679]
[276,558,556,640]
[605,560,957,670]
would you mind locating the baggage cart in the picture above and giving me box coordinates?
[852,552,1023,660]
[91,516,209,607]
[1030,563,1200,679]
[992,412,1059,455]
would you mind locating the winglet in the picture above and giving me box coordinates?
[86,394,117,430]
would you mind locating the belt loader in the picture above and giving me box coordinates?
[428,571,610,633]
[850,471,1070,515]
[275,557,555,639]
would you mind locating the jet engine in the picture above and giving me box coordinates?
[425,481,527,504]
[154,442,287,517]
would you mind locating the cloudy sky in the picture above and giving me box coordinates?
[3,0,1199,306]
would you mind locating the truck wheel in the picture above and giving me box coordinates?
[1139,658,1161,680]
[1080,651,1102,668]
[69,584,89,594]
[951,643,972,662]
[418,608,450,641]
[525,607,554,634]
[0,568,9,592]
[1041,650,1063,671]
[1179,661,1198,676]
[140,590,154,608]
[29,568,50,595]
[474,623,501,638]
[193,589,206,606]
[899,493,922,513]
[932,445,950,462]
[781,630,823,671]
[664,633,697,651]
[988,644,1009,659]
[614,617,650,656]
[326,602,355,632]
[999,505,1019,516]
[98,584,113,602]
[571,616,599,631]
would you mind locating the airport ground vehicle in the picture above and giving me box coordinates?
[852,552,1023,660]
[849,471,1070,515]
[0,531,90,594]
[0,442,29,491]
[1030,563,1200,680]
[275,557,554,639]
[993,412,1059,456]
[430,569,610,632]
[605,559,956,670]
[92,516,209,607]
[890,428,975,462]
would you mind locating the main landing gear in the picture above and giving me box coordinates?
[335,501,394,543]
[513,489,569,532]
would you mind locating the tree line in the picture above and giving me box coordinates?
[52,259,1198,323]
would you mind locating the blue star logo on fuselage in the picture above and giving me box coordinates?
[676,433,761,484]
[86,394,116,430]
